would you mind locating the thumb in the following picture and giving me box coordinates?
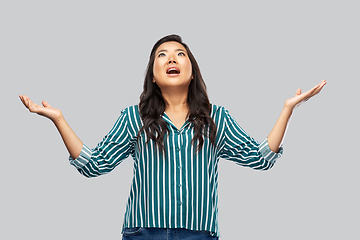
[295,88,302,96]
[42,101,51,108]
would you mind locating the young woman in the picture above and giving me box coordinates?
[19,34,326,240]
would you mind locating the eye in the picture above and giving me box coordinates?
[158,53,166,57]
[178,52,186,56]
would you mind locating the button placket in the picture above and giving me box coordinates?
[176,130,181,151]
[176,129,183,210]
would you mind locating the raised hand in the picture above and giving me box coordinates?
[284,80,327,111]
[267,80,327,152]
[19,94,83,158]
[19,95,63,122]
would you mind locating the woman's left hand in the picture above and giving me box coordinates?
[284,80,327,111]
[267,80,327,152]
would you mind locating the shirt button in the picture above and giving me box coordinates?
[176,148,180,152]
[178,166,182,169]
[178,184,182,187]
[178,201,182,205]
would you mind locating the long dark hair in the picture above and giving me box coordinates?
[138,34,217,156]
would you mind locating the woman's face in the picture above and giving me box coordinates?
[153,41,192,91]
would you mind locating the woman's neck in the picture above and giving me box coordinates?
[162,90,189,113]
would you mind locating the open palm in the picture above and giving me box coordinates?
[19,95,62,122]
[284,80,327,110]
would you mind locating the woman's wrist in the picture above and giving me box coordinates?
[282,103,294,116]
[51,111,64,126]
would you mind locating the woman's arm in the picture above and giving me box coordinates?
[267,80,327,152]
[19,95,83,159]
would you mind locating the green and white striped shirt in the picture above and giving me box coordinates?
[69,104,283,237]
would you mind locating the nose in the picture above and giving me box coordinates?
[168,57,177,64]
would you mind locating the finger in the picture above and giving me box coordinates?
[295,88,302,96]
[304,84,321,97]
[19,95,26,106]
[25,96,32,107]
[312,85,324,96]
[308,81,327,97]
[24,97,41,113]
[318,80,327,90]
[42,101,51,108]
[315,80,326,90]
[19,95,26,103]
[302,81,326,101]
[21,95,30,108]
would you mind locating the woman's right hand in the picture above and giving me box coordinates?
[19,95,83,159]
[19,95,63,123]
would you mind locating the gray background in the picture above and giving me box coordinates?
[1,0,359,239]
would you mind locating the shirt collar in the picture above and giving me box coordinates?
[161,112,192,131]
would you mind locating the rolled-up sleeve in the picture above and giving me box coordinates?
[219,108,283,170]
[69,109,134,177]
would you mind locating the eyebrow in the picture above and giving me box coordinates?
[156,49,186,55]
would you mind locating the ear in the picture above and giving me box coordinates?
[153,78,156,83]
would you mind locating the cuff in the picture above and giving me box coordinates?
[68,143,92,169]
[259,138,284,161]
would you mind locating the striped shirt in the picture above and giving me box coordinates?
[69,104,283,237]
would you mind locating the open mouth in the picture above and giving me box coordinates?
[166,67,180,75]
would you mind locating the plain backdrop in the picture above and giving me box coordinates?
[1,0,359,239]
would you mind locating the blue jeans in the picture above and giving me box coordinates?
[122,227,219,240]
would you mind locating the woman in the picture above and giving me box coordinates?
[19,34,326,240]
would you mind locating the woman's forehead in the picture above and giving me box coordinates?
[156,41,186,53]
